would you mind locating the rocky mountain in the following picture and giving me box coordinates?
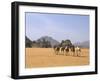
[74,41,89,48]
[37,36,60,47]
[25,36,32,47]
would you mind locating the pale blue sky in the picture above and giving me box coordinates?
[25,12,89,43]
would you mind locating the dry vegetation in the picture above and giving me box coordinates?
[25,48,89,68]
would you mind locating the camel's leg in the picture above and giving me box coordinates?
[73,51,75,56]
[77,51,79,56]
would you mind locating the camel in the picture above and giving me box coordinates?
[60,46,65,55]
[75,46,81,56]
[53,45,81,56]
[53,45,60,55]
[64,46,70,55]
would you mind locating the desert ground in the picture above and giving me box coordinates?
[25,48,89,68]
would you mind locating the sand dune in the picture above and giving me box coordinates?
[25,48,89,68]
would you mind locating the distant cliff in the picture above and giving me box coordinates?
[25,36,60,48]
[74,41,89,48]
[25,36,32,47]
[37,36,60,47]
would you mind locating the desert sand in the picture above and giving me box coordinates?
[25,48,89,68]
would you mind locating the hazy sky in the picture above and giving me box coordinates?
[25,12,89,43]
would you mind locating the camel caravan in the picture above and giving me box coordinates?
[53,40,81,56]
